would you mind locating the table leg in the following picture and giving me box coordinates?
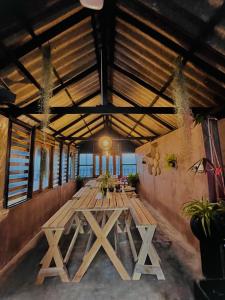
[36,229,70,284]
[72,210,130,282]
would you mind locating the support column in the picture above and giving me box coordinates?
[0,116,9,218]
[202,119,225,201]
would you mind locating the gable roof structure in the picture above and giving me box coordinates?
[0,0,225,146]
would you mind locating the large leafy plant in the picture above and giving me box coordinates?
[182,198,217,237]
[127,173,139,187]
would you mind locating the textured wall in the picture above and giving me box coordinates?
[0,181,76,270]
[136,125,209,249]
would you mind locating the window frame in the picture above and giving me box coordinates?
[79,153,94,178]
[4,120,33,208]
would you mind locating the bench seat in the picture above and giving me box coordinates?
[125,197,165,281]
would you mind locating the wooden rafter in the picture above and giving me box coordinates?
[2,105,212,115]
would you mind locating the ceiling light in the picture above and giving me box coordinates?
[80,0,104,10]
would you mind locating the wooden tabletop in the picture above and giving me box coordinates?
[73,186,129,212]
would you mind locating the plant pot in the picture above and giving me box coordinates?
[194,279,225,299]
[108,186,114,192]
[190,217,224,278]
[115,184,121,192]
[213,210,225,240]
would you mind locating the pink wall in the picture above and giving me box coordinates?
[0,181,76,270]
[136,125,209,249]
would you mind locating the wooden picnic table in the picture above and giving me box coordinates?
[71,187,131,282]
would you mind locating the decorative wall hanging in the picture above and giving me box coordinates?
[165,153,178,169]
[145,143,161,176]
[188,158,214,174]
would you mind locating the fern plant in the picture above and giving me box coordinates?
[182,198,217,237]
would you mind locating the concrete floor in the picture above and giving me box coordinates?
[0,226,195,300]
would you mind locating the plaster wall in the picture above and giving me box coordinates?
[136,125,209,249]
[0,181,76,270]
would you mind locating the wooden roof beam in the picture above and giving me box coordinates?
[4,105,212,115]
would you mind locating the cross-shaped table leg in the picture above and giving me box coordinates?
[133,226,165,280]
[72,209,131,282]
[36,229,70,284]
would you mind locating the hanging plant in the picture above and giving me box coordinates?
[165,153,177,169]
[172,58,193,157]
[40,148,47,184]
[39,44,53,143]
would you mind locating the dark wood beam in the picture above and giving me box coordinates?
[117,8,225,84]
[8,105,212,115]
[0,8,93,70]
[92,1,117,107]
[64,136,150,141]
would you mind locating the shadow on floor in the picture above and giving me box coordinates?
[0,227,194,300]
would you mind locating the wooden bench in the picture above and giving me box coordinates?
[125,197,165,280]
[36,200,82,284]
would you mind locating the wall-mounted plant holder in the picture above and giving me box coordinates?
[165,153,177,169]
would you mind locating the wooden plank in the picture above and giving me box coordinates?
[129,198,149,226]
[43,200,73,228]
[135,199,157,225]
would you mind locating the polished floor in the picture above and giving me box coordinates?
[0,225,194,300]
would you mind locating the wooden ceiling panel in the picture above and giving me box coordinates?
[50,115,80,131]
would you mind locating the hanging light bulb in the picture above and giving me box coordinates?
[80,0,104,10]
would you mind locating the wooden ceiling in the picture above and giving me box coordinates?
[0,0,225,146]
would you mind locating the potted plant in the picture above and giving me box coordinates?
[108,185,114,192]
[182,198,225,278]
[165,153,177,169]
[115,183,121,192]
[76,176,84,191]
[100,181,108,197]
[127,173,139,189]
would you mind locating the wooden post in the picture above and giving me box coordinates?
[49,145,54,189]
[66,145,70,183]
[93,154,96,178]
[58,142,63,186]
[99,154,102,175]
[120,154,122,177]
[27,126,36,198]
[202,119,225,201]
[113,154,116,176]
